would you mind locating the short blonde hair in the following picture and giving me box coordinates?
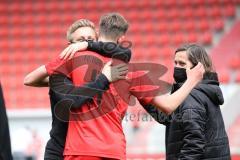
[66,19,95,42]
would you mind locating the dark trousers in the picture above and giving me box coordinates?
[0,84,13,160]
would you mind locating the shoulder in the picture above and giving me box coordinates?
[179,90,206,112]
[177,94,207,122]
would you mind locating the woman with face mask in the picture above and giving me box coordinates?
[143,44,231,160]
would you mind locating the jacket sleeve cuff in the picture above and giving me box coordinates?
[139,97,154,106]
[96,73,110,90]
[87,41,103,53]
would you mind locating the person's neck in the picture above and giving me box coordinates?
[98,36,117,43]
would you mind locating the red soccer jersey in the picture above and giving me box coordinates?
[45,51,155,160]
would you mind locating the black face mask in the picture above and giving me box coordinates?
[173,67,187,83]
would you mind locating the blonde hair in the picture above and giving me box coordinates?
[66,19,95,42]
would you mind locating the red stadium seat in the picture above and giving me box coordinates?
[199,20,210,31]
[21,2,34,13]
[207,0,220,5]
[160,47,174,59]
[181,8,192,19]
[158,34,170,46]
[155,10,166,20]
[229,57,240,70]
[25,15,35,24]
[127,11,138,21]
[0,53,10,63]
[195,7,207,18]
[8,2,19,12]
[157,22,168,32]
[45,1,60,11]
[0,16,8,25]
[148,48,161,60]
[191,0,205,6]
[144,35,155,46]
[130,23,139,33]
[132,48,145,60]
[186,33,198,43]
[34,2,47,12]
[86,1,97,9]
[34,14,47,24]
[10,15,22,24]
[48,14,61,23]
[219,72,230,83]
[170,21,181,32]
[235,0,240,4]
[213,19,224,31]
[172,34,185,46]
[0,40,10,48]
[163,0,177,8]
[167,9,178,20]
[87,13,98,23]
[184,21,195,31]
[61,14,74,24]
[125,0,135,9]
[210,6,222,18]
[201,32,212,45]
[143,23,154,32]
[132,35,142,46]
[96,1,110,10]
[0,0,238,108]
[141,10,152,20]
[224,4,236,17]
[0,3,5,12]
[177,0,191,6]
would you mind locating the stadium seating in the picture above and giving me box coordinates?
[0,1,240,109]
[1,0,240,159]
[211,20,240,83]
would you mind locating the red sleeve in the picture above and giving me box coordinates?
[129,63,172,106]
[129,71,155,105]
[45,56,72,78]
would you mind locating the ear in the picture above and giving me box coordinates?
[117,35,125,44]
[188,61,195,69]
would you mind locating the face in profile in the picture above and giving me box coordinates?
[174,51,193,69]
[71,27,97,43]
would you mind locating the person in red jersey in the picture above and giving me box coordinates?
[24,19,130,160]
[45,13,205,160]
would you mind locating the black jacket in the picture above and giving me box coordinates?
[0,84,13,160]
[143,73,231,160]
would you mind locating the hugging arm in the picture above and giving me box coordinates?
[87,41,131,63]
[24,41,131,87]
[49,73,110,109]
[23,65,49,87]
[49,61,128,109]
[132,63,205,115]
